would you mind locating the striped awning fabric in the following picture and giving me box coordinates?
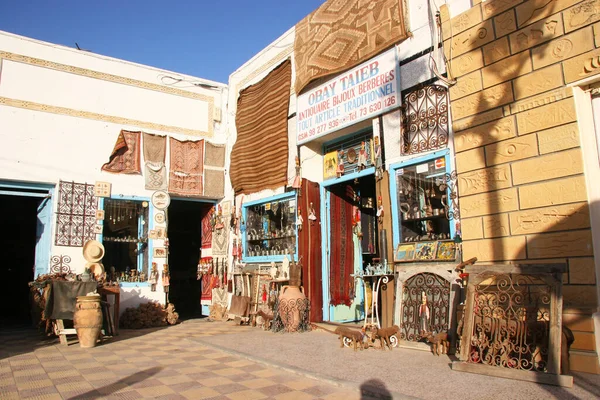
[230,59,291,195]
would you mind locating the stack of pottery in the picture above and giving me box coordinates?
[278,257,308,332]
[73,294,103,348]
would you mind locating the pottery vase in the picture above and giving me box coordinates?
[278,285,306,332]
[73,295,103,348]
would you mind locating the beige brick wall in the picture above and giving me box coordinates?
[444,0,599,308]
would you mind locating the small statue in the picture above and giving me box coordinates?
[110,266,116,282]
[149,263,159,291]
[308,202,317,225]
[292,156,302,192]
[419,291,431,336]
[374,136,383,180]
[357,141,368,171]
[336,150,344,178]
[214,206,224,230]
[296,208,303,232]
[376,196,384,225]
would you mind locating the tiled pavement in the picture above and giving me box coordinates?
[0,320,369,400]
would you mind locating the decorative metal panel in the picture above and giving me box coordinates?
[55,181,97,247]
[402,85,449,154]
[435,170,460,221]
[401,272,450,341]
[468,274,551,372]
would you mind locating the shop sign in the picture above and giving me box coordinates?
[296,47,399,145]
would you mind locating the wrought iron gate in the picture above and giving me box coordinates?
[401,272,450,341]
[468,274,551,372]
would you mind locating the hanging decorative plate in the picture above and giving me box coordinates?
[347,148,357,164]
[151,190,170,210]
[155,212,165,224]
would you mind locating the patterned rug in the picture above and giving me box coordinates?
[212,223,230,257]
[329,185,354,307]
[143,133,167,190]
[230,60,291,195]
[102,130,141,174]
[294,0,408,93]
[203,169,225,198]
[201,207,213,259]
[168,137,204,197]
[205,142,226,168]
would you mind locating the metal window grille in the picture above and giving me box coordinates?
[55,181,97,247]
[401,85,449,155]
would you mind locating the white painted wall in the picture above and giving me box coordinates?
[0,30,227,310]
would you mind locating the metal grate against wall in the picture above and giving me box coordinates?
[55,181,97,247]
[401,85,449,155]
[323,131,373,176]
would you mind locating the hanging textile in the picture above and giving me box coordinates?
[212,223,229,257]
[229,60,291,195]
[201,274,219,305]
[204,169,225,198]
[298,178,323,322]
[293,0,408,93]
[329,185,354,307]
[168,137,204,197]
[143,133,167,190]
[101,130,141,174]
[204,142,226,198]
[204,142,226,168]
[201,207,213,260]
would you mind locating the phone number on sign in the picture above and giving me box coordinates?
[305,97,396,137]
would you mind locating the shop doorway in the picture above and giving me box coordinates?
[325,174,378,323]
[0,194,45,325]
[167,199,212,319]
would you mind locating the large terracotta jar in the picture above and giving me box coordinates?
[74,295,103,348]
[277,259,308,332]
[278,285,307,332]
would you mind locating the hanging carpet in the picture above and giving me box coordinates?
[143,133,167,190]
[229,59,291,195]
[201,207,213,259]
[204,169,225,198]
[201,274,219,305]
[298,178,323,322]
[293,0,409,94]
[205,142,226,168]
[329,185,354,307]
[168,137,204,197]
[101,130,141,174]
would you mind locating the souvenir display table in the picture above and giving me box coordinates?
[43,280,99,345]
[351,269,394,330]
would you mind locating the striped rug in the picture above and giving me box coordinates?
[229,60,291,195]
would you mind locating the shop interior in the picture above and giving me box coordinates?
[102,199,149,281]
[167,199,208,319]
[326,173,379,323]
[0,195,40,325]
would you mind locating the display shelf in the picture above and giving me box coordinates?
[401,214,447,223]
[247,235,296,242]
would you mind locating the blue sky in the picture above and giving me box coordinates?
[0,0,324,83]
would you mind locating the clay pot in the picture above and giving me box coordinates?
[278,285,307,332]
[74,295,103,348]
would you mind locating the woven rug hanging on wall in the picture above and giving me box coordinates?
[204,142,226,198]
[143,133,167,190]
[229,59,291,195]
[293,0,408,93]
[101,130,141,174]
[329,185,354,307]
[201,207,213,260]
[168,137,204,197]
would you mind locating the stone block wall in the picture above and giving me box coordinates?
[441,0,599,309]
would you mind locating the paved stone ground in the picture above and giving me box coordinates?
[2,319,600,399]
[0,320,372,400]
